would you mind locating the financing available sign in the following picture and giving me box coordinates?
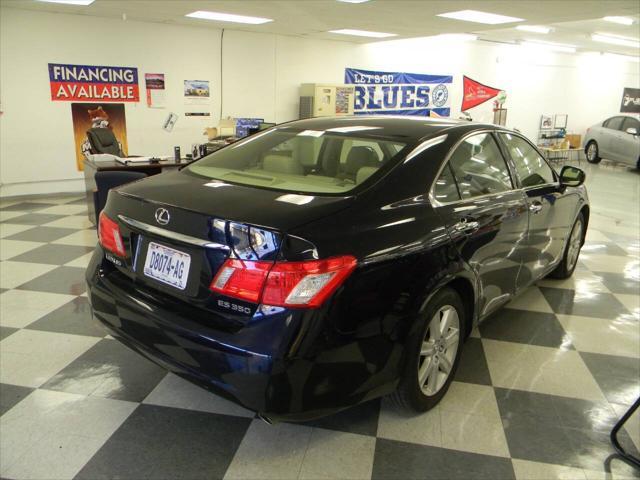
[345,67,452,117]
[48,63,140,102]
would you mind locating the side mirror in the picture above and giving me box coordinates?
[626,127,638,136]
[560,166,585,187]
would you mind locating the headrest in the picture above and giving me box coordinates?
[346,146,379,175]
[356,166,379,184]
[88,128,117,147]
[263,154,304,175]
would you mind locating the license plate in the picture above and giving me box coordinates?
[143,242,191,290]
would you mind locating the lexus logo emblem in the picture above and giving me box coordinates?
[155,208,170,226]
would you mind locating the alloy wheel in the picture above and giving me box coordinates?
[417,305,460,396]
[587,143,597,161]
[567,218,583,270]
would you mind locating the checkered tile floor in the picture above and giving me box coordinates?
[1,162,639,480]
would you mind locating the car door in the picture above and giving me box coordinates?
[602,116,625,161]
[497,132,573,285]
[430,131,529,317]
[618,117,640,165]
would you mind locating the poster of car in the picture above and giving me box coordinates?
[184,80,210,98]
[71,103,128,171]
[620,87,640,113]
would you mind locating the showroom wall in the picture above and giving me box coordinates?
[0,6,638,197]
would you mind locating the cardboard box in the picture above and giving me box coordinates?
[565,134,581,149]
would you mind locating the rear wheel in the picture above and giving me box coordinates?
[586,141,601,164]
[548,213,584,279]
[390,288,465,412]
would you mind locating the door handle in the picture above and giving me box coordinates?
[529,201,543,214]
[453,218,480,234]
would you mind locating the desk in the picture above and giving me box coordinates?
[538,147,582,165]
[83,158,187,224]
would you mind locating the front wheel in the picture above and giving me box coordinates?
[586,141,601,164]
[390,287,465,412]
[548,212,585,279]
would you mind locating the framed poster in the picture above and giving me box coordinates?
[621,88,640,113]
[540,115,553,130]
[554,114,567,129]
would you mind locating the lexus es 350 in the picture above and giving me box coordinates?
[87,116,589,421]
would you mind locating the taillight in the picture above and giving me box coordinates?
[210,255,357,308]
[98,212,126,257]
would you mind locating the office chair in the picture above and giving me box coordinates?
[86,127,124,157]
[93,171,147,221]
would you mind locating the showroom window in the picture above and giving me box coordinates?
[444,133,513,200]
[499,133,556,188]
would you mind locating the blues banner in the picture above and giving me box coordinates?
[48,63,139,102]
[344,67,452,117]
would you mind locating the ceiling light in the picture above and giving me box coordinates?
[336,0,370,3]
[35,0,95,5]
[437,10,524,25]
[592,33,640,48]
[603,16,634,26]
[521,40,576,53]
[329,29,397,38]
[185,11,273,24]
[516,25,551,34]
[603,53,640,62]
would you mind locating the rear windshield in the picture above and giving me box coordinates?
[187,127,408,194]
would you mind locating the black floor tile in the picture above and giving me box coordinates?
[593,271,640,295]
[0,202,56,212]
[298,398,381,436]
[479,309,571,349]
[372,438,515,480]
[5,226,77,243]
[26,297,106,337]
[75,404,251,480]
[0,383,34,416]
[454,337,492,386]
[9,244,92,265]
[539,286,630,319]
[17,266,87,295]
[42,339,167,402]
[494,388,558,427]
[580,352,640,405]
[2,213,65,225]
[67,197,89,206]
[0,326,19,341]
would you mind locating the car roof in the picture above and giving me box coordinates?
[280,115,501,142]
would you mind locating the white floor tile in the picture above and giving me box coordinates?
[0,289,75,328]
[143,373,254,418]
[0,239,45,261]
[512,459,587,480]
[35,204,89,216]
[0,223,35,239]
[53,229,98,247]
[376,398,441,447]
[44,215,93,230]
[506,286,553,313]
[557,314,640,358]
[0,261,57,289]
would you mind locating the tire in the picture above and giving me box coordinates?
[585,141,601,164]
[548,212,585,279]
[390,287,466,412]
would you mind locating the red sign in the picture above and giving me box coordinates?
[461,76,502,111]
[48,63,139,102]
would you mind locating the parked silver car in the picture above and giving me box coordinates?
[584,115,640,168]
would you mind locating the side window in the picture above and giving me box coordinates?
[607,117,624,131]
[447,133,513,200]
[499,133,556,187]
[433,163,460,203]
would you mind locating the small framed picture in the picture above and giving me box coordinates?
[540,115,553,130]
[554,114,568,129]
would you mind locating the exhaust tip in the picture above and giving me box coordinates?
[257,413,274,425]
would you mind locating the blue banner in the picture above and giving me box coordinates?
[345,67,452,117]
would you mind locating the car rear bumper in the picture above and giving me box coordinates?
[86,249,398,421]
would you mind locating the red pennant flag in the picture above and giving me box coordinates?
[461,76,502,111]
